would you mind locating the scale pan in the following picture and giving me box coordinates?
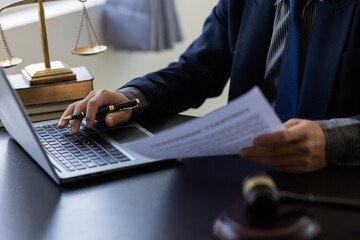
[72,45,107,56]
[0,58,23,68]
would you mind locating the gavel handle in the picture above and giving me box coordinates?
[279,191,360,211]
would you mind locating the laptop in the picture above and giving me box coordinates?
[0,68,167,184]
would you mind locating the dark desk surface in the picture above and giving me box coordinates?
[0,114,360,240]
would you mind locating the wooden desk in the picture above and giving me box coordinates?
[0,114,359,240]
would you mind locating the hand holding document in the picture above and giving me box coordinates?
[125,87,284,159]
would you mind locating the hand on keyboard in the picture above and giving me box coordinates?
[58,90,132,135]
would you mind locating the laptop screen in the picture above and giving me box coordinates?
[0,68,58,181]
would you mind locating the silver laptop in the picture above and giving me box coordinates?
[0,68,167,184]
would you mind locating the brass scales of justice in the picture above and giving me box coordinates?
[0,0,107,86]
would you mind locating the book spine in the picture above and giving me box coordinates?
[17,80,93,106]
[25,101,74,115]
[0,111,65,128]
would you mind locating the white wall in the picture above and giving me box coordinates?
[2,0,228,116]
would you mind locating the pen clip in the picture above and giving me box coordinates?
[118,99,140,111]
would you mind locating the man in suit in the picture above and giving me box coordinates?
[58,0,360,173]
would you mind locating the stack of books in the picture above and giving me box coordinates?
[0,66,94,127]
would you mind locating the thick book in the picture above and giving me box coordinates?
[0,111,64,128]
[7,66,94,106]
[28,111,64,122]
[0,100,76,128]
[25,101,73,115]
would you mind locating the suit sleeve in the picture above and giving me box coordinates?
[318,116,360,166]
[121,0,233,113]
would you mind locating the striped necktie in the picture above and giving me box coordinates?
[275,0,304,122]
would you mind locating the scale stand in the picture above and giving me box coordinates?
[21,61,76,85]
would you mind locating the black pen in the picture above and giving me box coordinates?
[62,99,140,120]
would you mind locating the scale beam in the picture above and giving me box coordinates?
[0,0,58,13]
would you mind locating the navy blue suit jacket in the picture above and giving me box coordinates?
[124,0,360,121]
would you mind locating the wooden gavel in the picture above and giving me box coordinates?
[242,173,360,219]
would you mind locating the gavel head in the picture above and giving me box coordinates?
[242,173,280,220]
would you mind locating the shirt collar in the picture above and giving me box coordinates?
[275,0,325,6]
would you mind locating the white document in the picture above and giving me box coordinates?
[125,86,284,159]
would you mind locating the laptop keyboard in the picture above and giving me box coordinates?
[35,123,131,172]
